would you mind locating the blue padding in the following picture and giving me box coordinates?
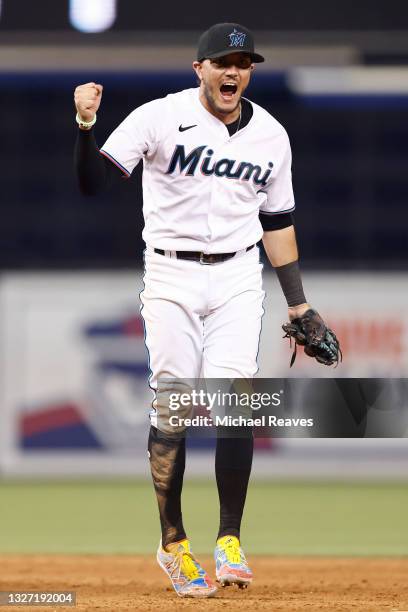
[98,361,149,376]
[2,72,406,108]
[297,94,408,108]
[21,424,103,449]
[0,70,288,92]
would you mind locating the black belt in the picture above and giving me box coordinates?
[154,244,255,264]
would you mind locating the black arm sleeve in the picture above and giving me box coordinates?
[74,128,126,196]
[274,260,306,307]
[259,211,294,231]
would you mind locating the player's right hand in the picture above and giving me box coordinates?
[74,82,103,123]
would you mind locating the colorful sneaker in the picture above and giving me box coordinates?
[157,539,217,598]
[214,535,253,588]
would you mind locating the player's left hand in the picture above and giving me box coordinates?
[287,302,310,321]
[282,307,342,367]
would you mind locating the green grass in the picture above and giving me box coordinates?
[0,480,407,556]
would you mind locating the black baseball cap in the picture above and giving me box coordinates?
[197,23,265,64]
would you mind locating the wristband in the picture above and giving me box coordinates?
[76,112,97,129]
[275,260,306,307]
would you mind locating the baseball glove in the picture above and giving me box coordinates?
[282,308,342,367]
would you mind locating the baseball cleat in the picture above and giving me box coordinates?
[214,535,253,588]
[157,539,217,598]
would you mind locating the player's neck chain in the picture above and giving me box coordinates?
[235,104,242,135]
[231,103,242,135]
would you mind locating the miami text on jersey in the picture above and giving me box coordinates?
[166,145,273,186]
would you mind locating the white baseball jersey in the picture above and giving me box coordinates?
[101,87,295,253]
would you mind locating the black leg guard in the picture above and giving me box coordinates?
[215,427,254,541]
[148,426,187,548]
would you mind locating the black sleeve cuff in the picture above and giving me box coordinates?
[259,211,294,231]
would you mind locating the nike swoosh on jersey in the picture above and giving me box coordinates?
[179,124,197,132]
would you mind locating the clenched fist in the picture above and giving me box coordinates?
[74,82,103,126]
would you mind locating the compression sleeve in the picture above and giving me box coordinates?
[275,260,306,307]
[74,128,125,196]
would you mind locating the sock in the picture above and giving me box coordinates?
[148,425,187,548]
[215,427,254,541]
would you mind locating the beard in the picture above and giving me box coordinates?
[202,81,240,117]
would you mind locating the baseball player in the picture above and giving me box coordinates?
[74,22,340,599]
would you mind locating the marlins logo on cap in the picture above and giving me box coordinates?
[229,28,246,48]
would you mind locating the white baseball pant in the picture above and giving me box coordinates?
[140,245,265,422]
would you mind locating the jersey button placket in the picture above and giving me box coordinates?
[205,128,226,252]
[209,137,234,248]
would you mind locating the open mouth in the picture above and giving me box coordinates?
[220,82,238,101]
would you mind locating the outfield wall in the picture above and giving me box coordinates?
[0,270,407,478]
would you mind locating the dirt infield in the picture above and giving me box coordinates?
[1,555,408,612]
